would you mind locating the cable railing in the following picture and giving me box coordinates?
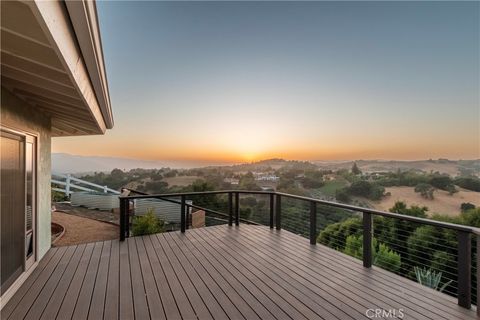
[119,189,480,312]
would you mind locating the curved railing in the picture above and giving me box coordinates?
[119,189,480,311]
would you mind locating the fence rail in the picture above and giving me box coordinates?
[52,173,120,195]
[119,189,480,312]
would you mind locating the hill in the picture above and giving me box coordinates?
[312,159,480,177]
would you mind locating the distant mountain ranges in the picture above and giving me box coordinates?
[52,153,480,176]
[52,153,235,174]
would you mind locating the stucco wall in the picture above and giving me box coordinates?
[1,87,52,259]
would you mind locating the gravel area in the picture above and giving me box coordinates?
[52,211,118,247]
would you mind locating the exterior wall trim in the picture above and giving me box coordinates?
[27,0,108,133]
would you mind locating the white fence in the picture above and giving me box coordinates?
[51,173,120,195]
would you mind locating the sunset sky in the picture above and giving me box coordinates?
[52,1,480,164]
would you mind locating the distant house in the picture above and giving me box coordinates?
[224,177,240,185]
[1,0,113,304]
[323,174,336,181]
[252,171,280,181]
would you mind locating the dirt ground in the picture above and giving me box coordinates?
[52,211,118,246]
[54,202,119,224]
[369,186,480,216]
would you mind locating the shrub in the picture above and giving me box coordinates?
[459,208,480,227]
[343,235,401,273]
[132,209,165,236]
[460,202,475,212]
[317,217,361,249]
[52,190,67,202]
[374,243,402,273]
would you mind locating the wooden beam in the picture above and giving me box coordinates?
[34,103,93,123]
[1,63,73,89]
[52,118,95,136]
[7,78,83,106]
[26,99,91,118]
[13,88,84,109]
[0,30,63,70]
[0,26,51,48]
[1,49,68,76]
[2,66,78,98]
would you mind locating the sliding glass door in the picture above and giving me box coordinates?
[0,129,36,295]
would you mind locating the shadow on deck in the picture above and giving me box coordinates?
[2,225,477,319]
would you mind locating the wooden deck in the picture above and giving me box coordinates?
[2,225,477,320]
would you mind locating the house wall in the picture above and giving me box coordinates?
[1,87,52,259]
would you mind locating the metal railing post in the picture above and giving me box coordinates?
[310,201,317,245]
[228,192,233,226]
[119,198,127,241]
[269,193,274,229]
[457,230,471,308]
[477,234,479,317]
[125,200,130,237]
[363,212,372,268]
[65,173,71,196]
[275,194,281,230]
[180,195,186,233]
[234,192,240,226]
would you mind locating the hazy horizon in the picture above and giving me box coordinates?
[53,152,480,166]
[52,1,479,162]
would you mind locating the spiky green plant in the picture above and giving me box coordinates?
[414,267,452,292]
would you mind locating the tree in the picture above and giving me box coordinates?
[347,180,385,200]
[239,172,261,191]
[414,183,435,199]
[429,175,454,191]
[455,177,480,192]
[351,162,362,175]
[348,180,373,197]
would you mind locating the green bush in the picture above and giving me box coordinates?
[132,209,165,236]
[317,217,361,249]
[459,208,480,227]
[343,235,401,273]
[461,202,476,212]
[52,190,67,202]
[375,243,401,273]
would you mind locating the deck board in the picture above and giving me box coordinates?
[2,225,477,320]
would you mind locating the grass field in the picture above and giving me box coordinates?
[317,179,348,197]
[369,186,480,216]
